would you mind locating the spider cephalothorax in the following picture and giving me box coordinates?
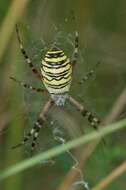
[11,25,100,152]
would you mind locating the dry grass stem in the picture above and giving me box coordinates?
[57,87,126,190]
[92,161,126,190]
[0,0,29,61]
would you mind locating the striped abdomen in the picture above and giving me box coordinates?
[41,47,72,105]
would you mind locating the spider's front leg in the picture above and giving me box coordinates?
[68,96,100,129]
[16,25,42,80]
[79,61,101,84]
[71,30,100,84]
[10,76,47,93]
[71,31,79,67]
[12,99,54,152]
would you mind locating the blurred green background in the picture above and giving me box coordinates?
[0,0,126,190]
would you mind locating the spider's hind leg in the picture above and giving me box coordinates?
[30,100,54,152]
[12,120,42,156]
[69,96,100,130]
[12,99,54,153]
[12,126,36,149]
[30,119,42,152]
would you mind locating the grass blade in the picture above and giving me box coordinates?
[0,118,126,181]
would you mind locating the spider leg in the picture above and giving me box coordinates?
[12,99,54,152]
[79,61,101,84]
[68,96,100,129]
[30,100,54,152]
[30,119,43,152]
[71,31,79,67]
[12,127,36,149]
[16,25,42,80]
[10,76,46,93]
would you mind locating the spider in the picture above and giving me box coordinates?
[11,25,100,152]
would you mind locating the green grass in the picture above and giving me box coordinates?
[0,118,126,181]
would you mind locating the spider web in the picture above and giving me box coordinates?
[14,24,92,189]
[11,18,125,188]
[10,22,102,153]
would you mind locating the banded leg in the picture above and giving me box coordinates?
[12,125,39,149]
[71,31,79,67]
[10,76,46,93]
[12,119,43,150]
[69,96,100,129]
[79,61,101,84]
[12,99,54,152]
[16,25,42,80]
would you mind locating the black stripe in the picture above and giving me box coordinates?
[43,58,68,65]
[44,80,71,89]
[50,91,68,95]
[43,67,71,77]
[45,52,64,58]
[43,73,71,81]
[42,61,70,69]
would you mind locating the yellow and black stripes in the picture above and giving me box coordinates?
[41,47,72,93]
[42,59,71,69]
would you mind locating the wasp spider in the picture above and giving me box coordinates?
[11,25,100,152]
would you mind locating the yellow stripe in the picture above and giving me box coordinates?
[45,55,67,63]
[47,50,63,54]
[42,64,71,74]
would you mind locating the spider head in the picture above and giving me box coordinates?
[49,46,61,52]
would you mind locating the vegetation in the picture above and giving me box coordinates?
[0,1,126,190]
